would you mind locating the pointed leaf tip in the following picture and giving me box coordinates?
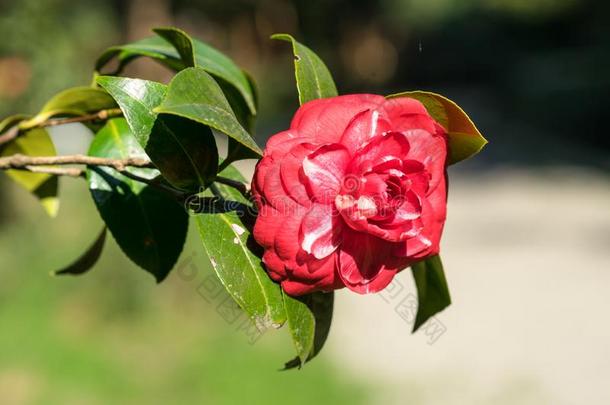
[411,255,451,332]
[54,228,107,276]
[272,33,337,105]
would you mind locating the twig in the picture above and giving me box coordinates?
[18,166,85,178]
[37,108,123,129]
[2,154,186,200]
[0,108,123,147]
[0,125,19,147]
[0,154,154,171]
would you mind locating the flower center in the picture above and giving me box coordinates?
[335,194,378,219]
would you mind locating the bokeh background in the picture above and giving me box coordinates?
[1,0,609,404]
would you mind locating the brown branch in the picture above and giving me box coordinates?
[38,108,122,129]
[0,154,153,171]
[19,166,85,178]
[0,125,20,147]
[1,154,185,199]
[0,108,123,147]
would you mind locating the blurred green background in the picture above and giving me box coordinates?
[1,0,609,404]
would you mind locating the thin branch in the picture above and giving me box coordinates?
[117,171,184,198]
[0,108,123,147]
[3,154,186,200]
[38,108,123,129]
[0,154,154,171]
[0,125,19,147]
[214,175,251,199]
[18,166,85,178]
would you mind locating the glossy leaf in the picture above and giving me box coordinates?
[191,39,256,114]
[95,29,256,115]
[411,255,451,332]
[153,27,195,67]
[155,67,262,157]
[95,35,182,73]
[22,87,116,128]
[271,33,338,105]
[387,91,487,164]
[87,118,188,282]
[96,76,166,145]
[0,128,59,216]
[195,165,286,329]
[97,76,218,191]
[218,73,261,167]
[54,228,107,276]
[282,293,315,367]
[283,291,334,369]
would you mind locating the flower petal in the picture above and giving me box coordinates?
[337,230,404,293]
[383,97,433,129]
[291,94,385,143]
[262,162,297,211]
[280,143,316,206]
[395,173,447,258]
[303,144,351,203]
[348,131,410,174]
[403,129,447,193]
[340,109,392,153]
[264,130,300,156]
[253,205,284,249]
[273,205,308,267]
[300,203,343,259]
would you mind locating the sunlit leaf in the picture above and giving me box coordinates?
[387,91,487,164]
[0,128,59,216]
[87,118,188,282]
[95,29,256,115]
[0,114,29,134]
[97,76,218,191]
[218,72,261,168]
[271,33,338,105]
[195,165,286,329]
[22,87,117,129]
[155,67,262,157]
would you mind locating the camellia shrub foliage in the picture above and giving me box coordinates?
[0,27,486,368]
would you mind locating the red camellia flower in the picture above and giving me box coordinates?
[252,94,448,295]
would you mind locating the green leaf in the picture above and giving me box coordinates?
[95,76,166,145]
[87,118,188,282]
[195,165,286,329]
[0,114,30,134]
[155,67,262,157]
[191,39,257,115]
[411,255,451,332]
[283,291,334,369]
[22,87,117,129]
[96,76,218,191]
[95,29,256,115]
[0,128,59,216]
[271,33,338,105]
[95,35,182,73]
[387,91,487,164]
[219,73,261,168]
[153,27,195,68]
[282,293,315,367]
[54,228,107,276]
